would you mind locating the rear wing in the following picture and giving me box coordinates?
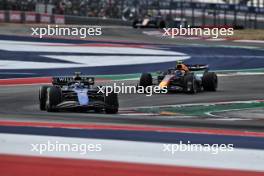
[186,64,209,71]
[52,76,95,86]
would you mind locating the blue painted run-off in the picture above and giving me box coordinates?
[0,125,263,150]
[0,35,264,79]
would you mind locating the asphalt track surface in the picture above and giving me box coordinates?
[0,24,264,131]
[0,75,264,131]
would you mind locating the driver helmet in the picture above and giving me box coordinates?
[176,62,189,72]
[73,82,84,89]
[175,70,184,77]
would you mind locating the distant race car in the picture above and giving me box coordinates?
[132,15,166,28]
[138,62,218,94]
[39,73,119,113]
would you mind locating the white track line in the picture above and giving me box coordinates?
[0,133,264,172]
[234,40,264,44]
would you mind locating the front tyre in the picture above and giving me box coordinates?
[139,73,152,88]
[46,86,62,112]
[202,72,218,91]
[104,92,119,114]
[39,85,51,111]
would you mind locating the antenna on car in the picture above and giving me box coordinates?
[74,72,82,81]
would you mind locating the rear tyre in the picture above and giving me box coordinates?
[46,86,62,112]
[39,86,51,111]
[139,73,152,88]
[132,20,138,28]
[202,72,218,91]
[184,74,197,94]
[105,92,119,114]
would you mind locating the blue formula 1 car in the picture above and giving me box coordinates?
[39,72,118,113]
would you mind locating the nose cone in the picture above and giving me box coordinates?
[159,75,174,88]
[159,81,168,88]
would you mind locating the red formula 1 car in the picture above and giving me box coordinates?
[139,62,218,94]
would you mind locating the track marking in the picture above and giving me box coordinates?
[1,120,264,137]
[135,100,264,109]
[1,154,264,176]
[234,40,264,44]
[0,133,264,172]
[134,100,264,120]
[0,40,190,69]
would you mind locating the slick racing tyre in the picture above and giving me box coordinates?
[184,74,197,94]
[46,86,62,112]
[202,72,218,91]
[132,20,138,28]
[139,73,152,88]
[104,92,119,114]
[39,85,51,111]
